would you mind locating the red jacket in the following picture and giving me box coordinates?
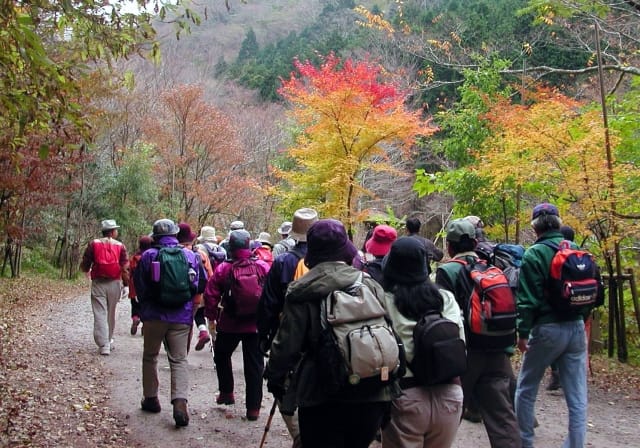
[81,237,129,283]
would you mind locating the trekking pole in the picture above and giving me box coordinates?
[259,399,278,448]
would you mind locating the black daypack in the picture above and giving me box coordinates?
[410,311,467,385]
[491,243,525,292]
[152,247,195,308]
[362,258,384,285]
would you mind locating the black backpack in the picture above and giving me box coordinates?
[362,258,383,285]
[410,311,467,385]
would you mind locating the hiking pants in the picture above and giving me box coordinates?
[142,320,190,403]
[214,332,264,410]
[91,278,121,349]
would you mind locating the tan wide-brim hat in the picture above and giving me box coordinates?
[288,208,319,242]
[101,219,120,231]
[198,226,217,243]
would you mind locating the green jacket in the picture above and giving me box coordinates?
[516,230,586,339]
[265,261,397,408]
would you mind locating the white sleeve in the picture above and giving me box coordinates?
[440,288,466,343]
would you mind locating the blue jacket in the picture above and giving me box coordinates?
[133,236,203,325]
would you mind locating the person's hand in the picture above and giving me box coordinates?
[267,381,285,402]
[517,337,529,354]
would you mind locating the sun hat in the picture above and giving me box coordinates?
[288,208,319,242]
[382,236,428,285]
[101,219,120,231]
[177,222,197,243]
[257,232,273,247]
[277,221,292,236]
[305,219,358,268]
[446,219,476,243]
[152,219,179,237]
[365,225,397,257]
[463,215,484,228]
[229,220,245,231]
[198,226,217,243]
[532,203,559,220]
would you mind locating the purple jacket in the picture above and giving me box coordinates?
[204,249,270,333]
[134,236,201,325]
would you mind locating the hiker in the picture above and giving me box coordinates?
[360,224,397,284]
[80,219,129,356]
[435,219,521,448]
[133,218,204,427]
[176,223,212,352]
[380,236,464,447]
[127,235,154,336]
[464,215,495,262]
[515,204,590,448]
[220,220,245,255]
[253,232,274,266]
[203,229,270,421]
[257,207,318,448]
[264,219,396,448]
[405,217,443,275]
[272,220,295,257]
[194,226,227,351]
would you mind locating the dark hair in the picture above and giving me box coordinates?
[406,217,421,234]
[532,214,562,234]
[447,236,477,254]
[102,229,116,237]
[559,225,575,242]
[388,282,444,321]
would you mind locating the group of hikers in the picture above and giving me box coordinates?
[79,202,602,448]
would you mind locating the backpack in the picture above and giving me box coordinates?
[254,246,274,266]
[410,311,467,385]
[362,258,383,285]
[315,273,403,394]
[453,258,517,351]
[491,243,525,292]
[199,242,226,270]
[289,247,309,281]
[540,240,600,315]
[152,247,195,308]
[222,258,266,318]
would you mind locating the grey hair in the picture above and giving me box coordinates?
[531,214,562,234]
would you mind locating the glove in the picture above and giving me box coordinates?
[267,381,286,402]
[120,286,129,301]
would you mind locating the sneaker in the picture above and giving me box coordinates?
[195,330,210,351]
[141,397,161,413]
[246,408,260,421]
[173,398,189,427]
[109,339,115,351]
[216,392,235,405]
[99,345,110,356]
[131,316,141,335]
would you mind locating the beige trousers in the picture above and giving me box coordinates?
[91,278,121,349]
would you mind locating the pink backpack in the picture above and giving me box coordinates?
[223,258,265,318]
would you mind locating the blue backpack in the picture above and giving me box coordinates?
[491,243,525,292]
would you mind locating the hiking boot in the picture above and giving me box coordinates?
[131,316,141,335]
[173,398,189,427]
[546,370,561,391]
[216,392,235,405]
[194,330,210,351]
[462,407,482,423]
[141,397,161,413]
[246,408,260,421]
[99,345,110,356]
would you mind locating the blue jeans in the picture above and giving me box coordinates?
[515,320,587,448]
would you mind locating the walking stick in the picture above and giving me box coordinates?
[259,399,278,448]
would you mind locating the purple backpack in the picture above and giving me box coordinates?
[223,258,265,318]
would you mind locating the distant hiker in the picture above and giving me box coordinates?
[436,219,521,448]
[515,204,592,448]
[133,218,204,427]
[380,236,464,447]
[176,222,212,352]
[272,220,295,257]
[253,232,274,267]
[265,219,397,448]
[405,217,443,275]
[257,207,318,448]
[464,215,495,262]
[360,224,397,284]
[80,219,129,356]
[203,229,270,421]
[220,220,245,255]
[127,235,154,336]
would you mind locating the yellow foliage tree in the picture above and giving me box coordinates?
[276,53,435,236]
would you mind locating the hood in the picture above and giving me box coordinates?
[286,262,363,304]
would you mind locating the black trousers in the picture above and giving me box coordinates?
[298,401,387,448]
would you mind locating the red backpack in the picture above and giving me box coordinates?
[253,246,273,267]
[222,258,266,318]
[453,258,517,351]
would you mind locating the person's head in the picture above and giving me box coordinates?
[445,219,477,256]
[101,219,120,237]
[305,219,358,268]
[229,220,245,231]
[365,225,397,258]
[228,229,252,257]
[151,218,179,240]
[463,215,487,242]
[277,221,292,239]
[559,224,575,242]
[382,237,443,320]
[405,217,421,235]
[197,226,217,244]
[138,235,154,252]
[531,203,562,236]
[257,232,273,248]
[288,208,319,243]
[177,222,196,245]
